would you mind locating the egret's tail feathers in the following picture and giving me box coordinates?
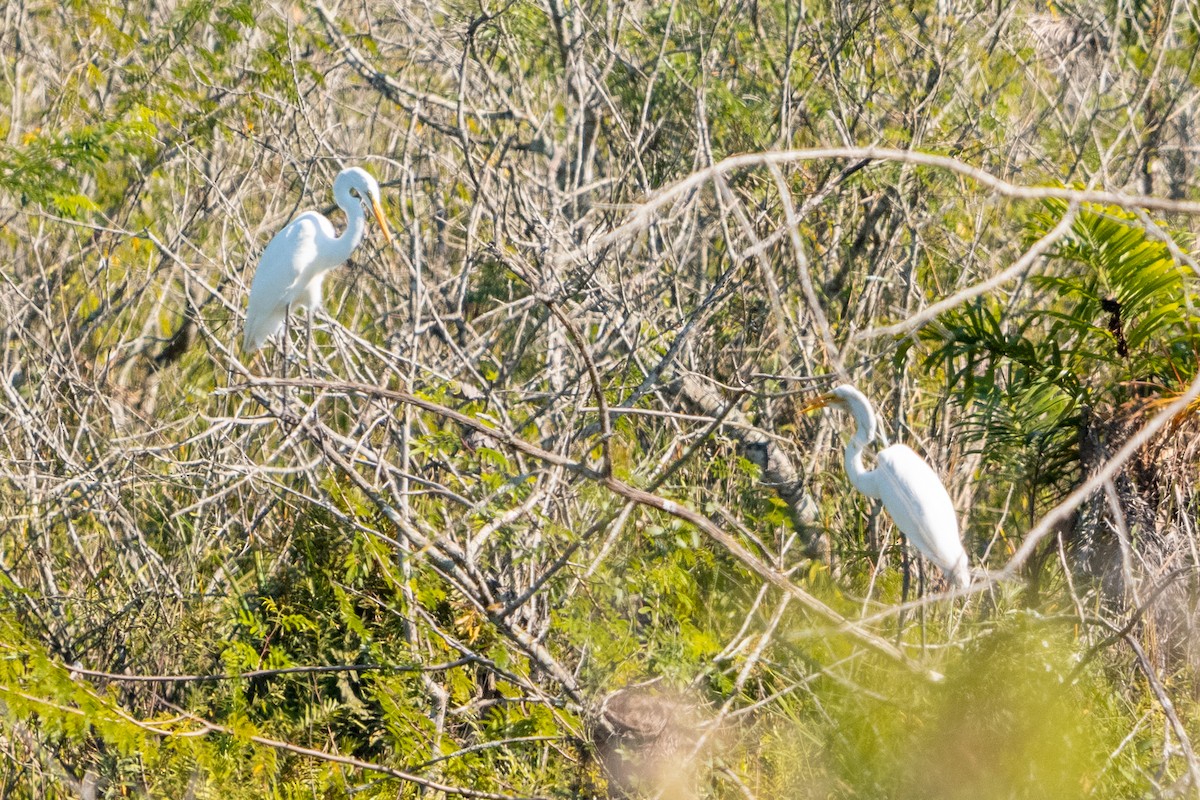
[242,325,266,354]
[946,554,971,591]
[242,310,284,354]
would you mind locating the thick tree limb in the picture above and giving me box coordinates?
[672,373,824,557]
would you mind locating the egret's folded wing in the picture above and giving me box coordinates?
[874,445,967,575]
[243,215,321,351]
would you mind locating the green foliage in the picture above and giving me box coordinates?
[816,619,1150,799]
[926,200,1200,523]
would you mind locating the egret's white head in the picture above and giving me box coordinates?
[334,167,393,244]
[801,384,878,446]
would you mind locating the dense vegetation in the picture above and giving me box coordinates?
[2,0,1200,796]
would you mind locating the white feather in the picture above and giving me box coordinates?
[241,167,391,353]
[875,445,970,589]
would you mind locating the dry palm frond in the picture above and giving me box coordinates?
[1026,13,1108,64]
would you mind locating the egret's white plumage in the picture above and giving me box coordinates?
[805,384,970,590]
[243,166,392,353]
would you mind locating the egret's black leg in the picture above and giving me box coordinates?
[304,310,317,381]
[279,306,292,376]
[897,543,912,643]
[917,558,928,651]
[277,307,294,412]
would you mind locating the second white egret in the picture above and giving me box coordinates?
[803,384,970,590]
[243,166,393,353]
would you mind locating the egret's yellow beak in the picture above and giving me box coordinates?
[799,393,835,415]
[371,198,394,244]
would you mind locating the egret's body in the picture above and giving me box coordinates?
[243,167,392,353]
[806,385,970,590]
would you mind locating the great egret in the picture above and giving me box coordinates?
[803,384,970,590]
[242,166,393,353]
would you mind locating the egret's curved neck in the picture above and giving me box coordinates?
[845,397,877,446]
[843,435,881,499]
[326,184,367,267]
[841,394,881,498]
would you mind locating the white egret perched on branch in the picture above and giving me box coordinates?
[242,166,393,353]
[802,384,970,590]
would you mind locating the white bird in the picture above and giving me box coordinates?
[243,166,393,353]
[803,384,970,590]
